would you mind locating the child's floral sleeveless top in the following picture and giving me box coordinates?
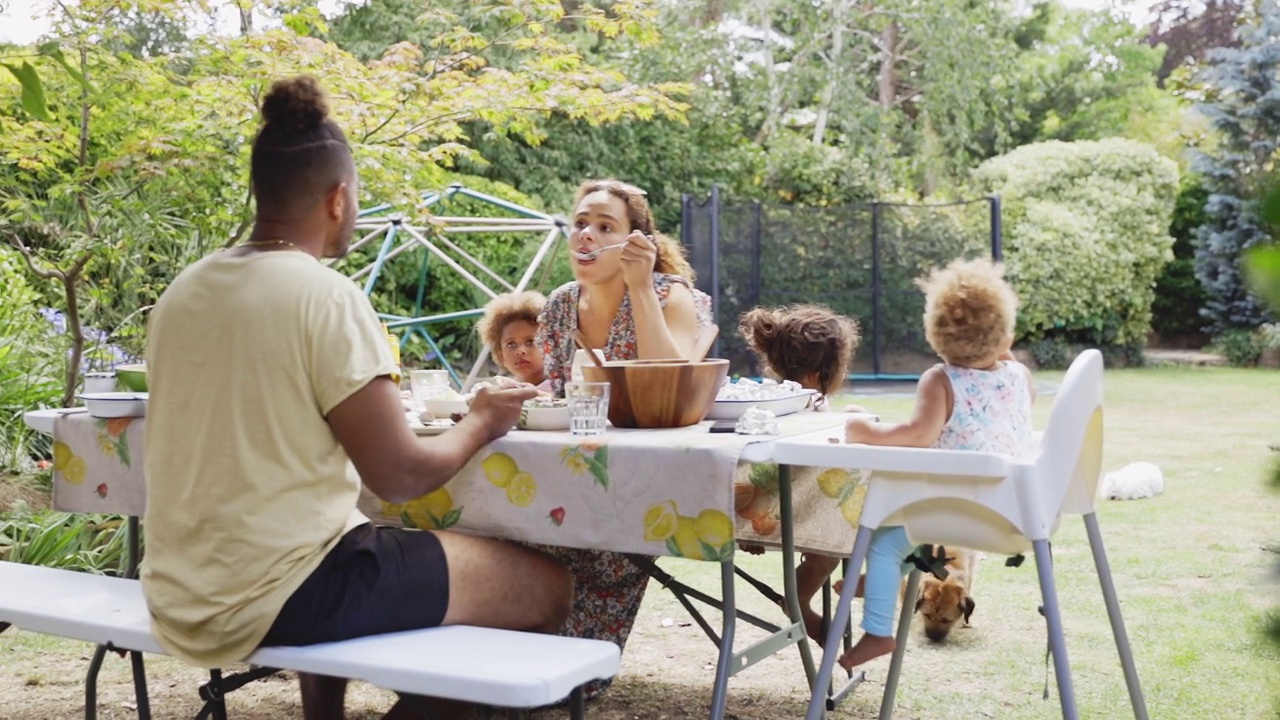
[934,361,1034,458]
[537,274,713,397]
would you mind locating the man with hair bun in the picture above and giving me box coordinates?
[142,76,572,719]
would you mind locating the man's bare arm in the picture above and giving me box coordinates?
[328,377,534,503]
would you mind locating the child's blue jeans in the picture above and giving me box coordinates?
[860,525,918,637]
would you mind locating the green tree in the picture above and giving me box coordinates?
[1010,2,1177,147]
[0,0,687,403]
[1191,1,1279,332]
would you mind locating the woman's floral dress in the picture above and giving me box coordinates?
[534,273,712,694]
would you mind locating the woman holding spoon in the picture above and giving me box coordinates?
[533,179,712,694]
[539,178,712,397]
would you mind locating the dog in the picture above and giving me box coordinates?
[1098,461,1164,500]
[914,546,979,642]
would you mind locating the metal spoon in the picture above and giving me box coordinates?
[572,242,629,261]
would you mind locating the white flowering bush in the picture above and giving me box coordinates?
[975,139,1180,347]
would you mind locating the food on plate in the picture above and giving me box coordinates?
[524,397,568,409]
[715,377,805,401]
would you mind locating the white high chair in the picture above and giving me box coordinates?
[771,349,1148,720]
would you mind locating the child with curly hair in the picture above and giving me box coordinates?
[739,303,863,641]
[838,257,1034,671]
[476,290,552,392]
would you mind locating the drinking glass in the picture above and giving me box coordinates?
[409,369,453,409]
[565,381,610,436]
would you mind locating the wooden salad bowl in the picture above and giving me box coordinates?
[581,358,729,429]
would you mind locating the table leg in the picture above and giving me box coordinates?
[777,465,818,688]
[707,558,736,720]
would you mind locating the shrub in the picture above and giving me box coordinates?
[974,139,1180,348]
[1208,328,1263,367]
[1151,175,1211,338]
[0,252,62,470]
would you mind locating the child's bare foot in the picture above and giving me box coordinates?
[832,574,866,598]
[769,594,824,640]
[837,633,896,671]
[782,600,826,643]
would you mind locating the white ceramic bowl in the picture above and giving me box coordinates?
[79,392,149,418]
[421,397,470,418]
[517,401,571,431]
[706,389,816,421]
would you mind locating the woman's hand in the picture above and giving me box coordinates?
[619,231,657,291]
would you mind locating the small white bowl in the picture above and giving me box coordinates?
[421,397,470,417]
[78,392,149,418]
[517,401,571,431]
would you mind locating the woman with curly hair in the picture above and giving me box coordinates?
[839,257,1034,671]
[534,179,713,693]
[476,290,551,391]
[538,179,711,396]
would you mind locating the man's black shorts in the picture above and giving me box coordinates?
[262,523,450,647]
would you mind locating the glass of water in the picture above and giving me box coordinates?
[565,381,610,436]
[409,369,452,409]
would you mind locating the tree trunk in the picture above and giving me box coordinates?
[877,20,898,109]
[699,0,728,27]
[755,0,782,144]
[238,2,254,35]
[812,0,849,146]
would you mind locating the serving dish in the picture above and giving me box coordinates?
[580,358,729,429]
[78,392,149,418]
[706,389,817,421]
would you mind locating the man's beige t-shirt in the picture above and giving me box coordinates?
[141,250,396,667]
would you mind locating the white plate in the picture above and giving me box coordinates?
[517,402,571,431]
[78,392,149,418]
[409,420,454,436]
[706,389,816,421]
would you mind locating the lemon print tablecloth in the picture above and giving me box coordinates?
[46,408,856,560]
[52,411,147,515]
[361,411,854,561]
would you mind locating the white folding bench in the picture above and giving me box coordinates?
[0,561,620,719]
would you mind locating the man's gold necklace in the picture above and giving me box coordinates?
[241,238,297,250]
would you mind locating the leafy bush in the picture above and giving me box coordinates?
[1208,328,1264,367]
[0,252,61,469]
[0,503,134,576]
[1027,337,1071,370]
[974,138,1180,348]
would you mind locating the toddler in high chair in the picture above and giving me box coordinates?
[476,291,553,393]
[838,257,1034,671]
[739,303,864,642]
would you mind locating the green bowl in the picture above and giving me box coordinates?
[115,364,148,392]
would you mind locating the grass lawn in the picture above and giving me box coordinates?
[1,365,1278,719]
[616,365,1280,719]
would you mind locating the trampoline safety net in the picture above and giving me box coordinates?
[681,191,1002,380]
